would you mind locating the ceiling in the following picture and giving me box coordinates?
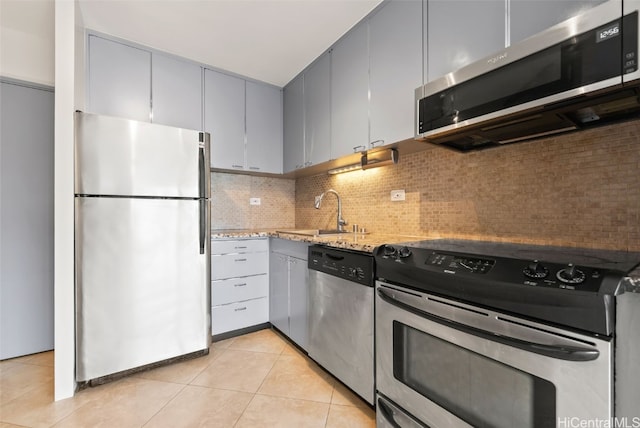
[77,0,384,87]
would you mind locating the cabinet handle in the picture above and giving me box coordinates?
[249,166,260,171]
[353,145,366,152]
[234,246,248,249]
[370,139,384,148]
[234,258,247,262]
[234,283,247,287]
[231,164,244,169]
[234,307,247,312]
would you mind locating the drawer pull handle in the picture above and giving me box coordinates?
[235,246,248,249]
[234,258,247,262]
[235,307,247,312]
[234,283,247,287]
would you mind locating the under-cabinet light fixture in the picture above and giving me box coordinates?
[327,148,400,175]
[327,163,362,175]
[361,148,399,170]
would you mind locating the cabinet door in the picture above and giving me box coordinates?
[88,35,151,122]
[510,0,607,45]
[425,0,505,82]
[288,257,309,351]
[246,81,283,174]
[369,0,423,147]
[269,253,289,334]
[283,76,305,173]
[152,53,202,130]
[204,69,245,170]
[331,22,369,159]
[304,53,332,167]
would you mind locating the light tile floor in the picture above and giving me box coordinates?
[0,328,375,428]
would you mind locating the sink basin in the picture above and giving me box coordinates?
[276,229,349,236]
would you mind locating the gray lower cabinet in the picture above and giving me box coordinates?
[152,53,202,131]
[87,35,151,122]
[204,69,246,170]
[211,239,269,336]
[246,81,283,174]
[425,0,506,82]
[510,0,607,45]
[269,239,310,350]
[369,0,423,147]
[283,75,305,173]
[1,80,54,359]
[331,22,369,159]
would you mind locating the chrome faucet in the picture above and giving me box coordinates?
[314,189,347,232]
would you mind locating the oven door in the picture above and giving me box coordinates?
[375,282,613,428]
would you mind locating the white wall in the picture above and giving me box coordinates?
[54,0,77,401]
[0,0,55,86]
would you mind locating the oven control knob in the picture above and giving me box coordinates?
[523,260,549,279]
[382,245,397,257]
[556,264,586,284]
[398,246,412,259]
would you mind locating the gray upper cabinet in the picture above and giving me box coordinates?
[283,76,305,173]
[246,81,283,174]
[425,0,505,82]
[304,52,332,167]
[510,0,607,45]
[152,53,202,131]
[331,22,369,159]
[204,69,246,170]
[88,35,151,122]
[369,0,423,147]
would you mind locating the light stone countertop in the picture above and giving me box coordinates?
[211,228,426,253]
[211,229,640,291]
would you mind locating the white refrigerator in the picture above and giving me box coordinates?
[75,112,211,384]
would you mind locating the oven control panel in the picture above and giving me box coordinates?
[427,253,495,274]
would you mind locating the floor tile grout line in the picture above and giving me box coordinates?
[139,382,189,428]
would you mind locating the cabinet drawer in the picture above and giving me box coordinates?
[212,297,268,335]
[212,274,268,306]
[212,252,268,280]
[211,238,268,255]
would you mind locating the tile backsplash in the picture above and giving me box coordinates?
[211,172,295,230]
[296,119,640,251]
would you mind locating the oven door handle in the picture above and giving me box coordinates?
[377,288,600,362]
[377,396,429,428]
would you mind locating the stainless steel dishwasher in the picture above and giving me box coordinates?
[307,245,374,405]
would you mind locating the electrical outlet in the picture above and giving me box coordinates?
[249,197,261,206]
[390,190,405,201]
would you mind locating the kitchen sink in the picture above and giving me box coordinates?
[276,229,349,236]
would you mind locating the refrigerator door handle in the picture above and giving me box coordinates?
[199,199,206,255]
[198,142,205,199]
[198,142,206,255]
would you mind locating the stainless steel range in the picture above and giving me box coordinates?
[373,239,640,428]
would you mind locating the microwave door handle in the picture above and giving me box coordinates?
[377,288,600,362]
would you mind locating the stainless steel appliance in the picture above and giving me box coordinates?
[374,240,640,427]
[75,112,211,384]
[415,0,640,151]
[307,245,374,405]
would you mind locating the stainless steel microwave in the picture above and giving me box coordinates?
[415,0,640,151]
